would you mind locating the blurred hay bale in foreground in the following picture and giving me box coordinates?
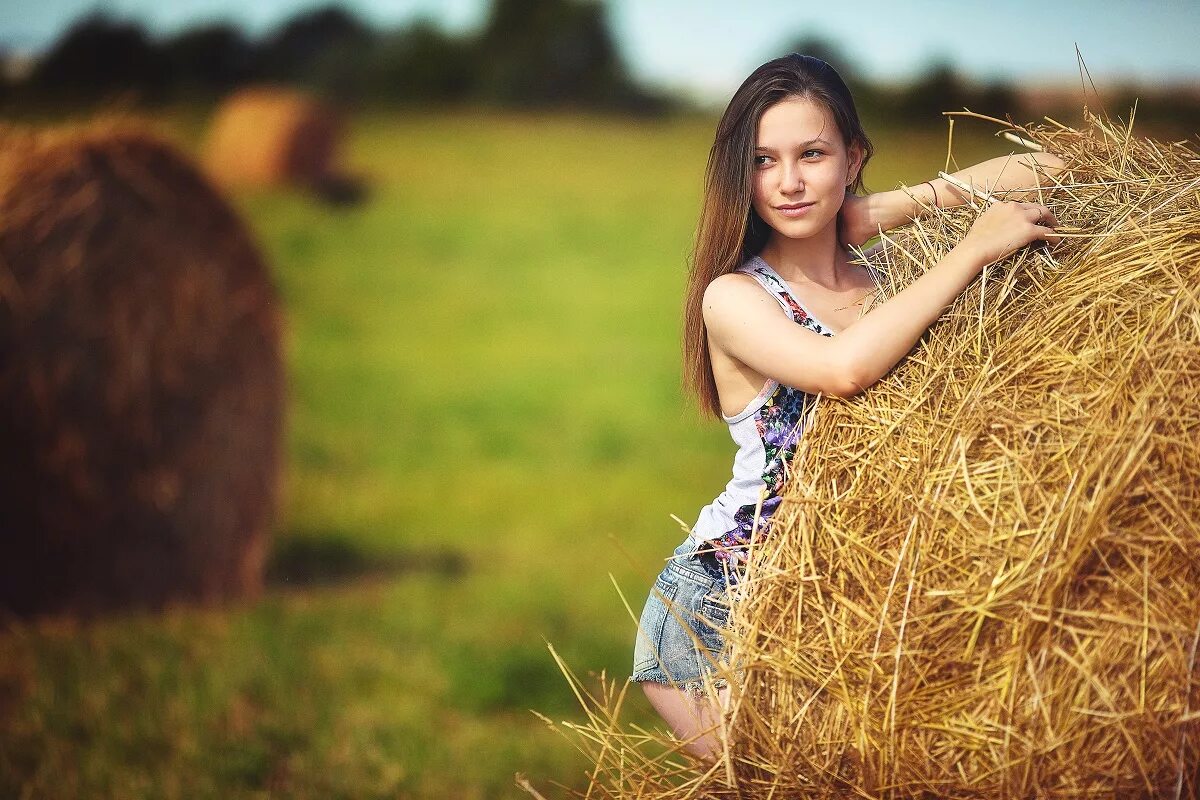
[204,86,341,190]
[0,123,284,616]
[561,113,1200,798]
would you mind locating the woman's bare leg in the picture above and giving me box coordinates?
[641,681,731,759]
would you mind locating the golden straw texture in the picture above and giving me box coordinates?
[544,113,1200,799]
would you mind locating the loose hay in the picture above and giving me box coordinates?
[204,86,341,189]
[0,123,284,616]
[549,113,1200,798]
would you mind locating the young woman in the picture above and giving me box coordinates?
[630,54,1064,757]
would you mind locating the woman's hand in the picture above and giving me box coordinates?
[840,186,939,248]
[839,191,880,248]
[955,201,1060,267]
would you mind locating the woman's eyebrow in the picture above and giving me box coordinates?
[754,137,834,151]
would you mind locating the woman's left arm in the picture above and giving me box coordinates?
[842,152,1066,247]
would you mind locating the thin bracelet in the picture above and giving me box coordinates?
[923,180,940,209]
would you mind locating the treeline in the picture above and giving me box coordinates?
[791,36,1023,125]
[2,0,669,112]
[784,36,1200,133]
[4,1,1199,130]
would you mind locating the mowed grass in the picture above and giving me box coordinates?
[0,108,1017,798]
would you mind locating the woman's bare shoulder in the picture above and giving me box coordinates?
[702,271,788,339]
[702,271,772,310]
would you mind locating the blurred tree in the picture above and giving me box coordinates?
[257,5,376,87]
[361,20,478,103]
[475,0,663,110]
[0,50,9,106]
[30,14,169,101]
[160,23,257,97]
[975,81,1022,121]
[898,60,968,122]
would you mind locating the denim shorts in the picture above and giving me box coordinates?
[631,538,734,690]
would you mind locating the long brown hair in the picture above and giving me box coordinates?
[682,54,874,417]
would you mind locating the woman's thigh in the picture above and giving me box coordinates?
[642,680,731,759]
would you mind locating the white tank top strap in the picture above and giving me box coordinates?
[734,257,802,321]
[734,256,832,334]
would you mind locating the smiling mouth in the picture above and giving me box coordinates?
[774,202,815,215]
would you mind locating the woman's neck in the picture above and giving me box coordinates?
[758,224,848,289]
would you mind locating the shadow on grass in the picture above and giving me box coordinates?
[266,530,467,588]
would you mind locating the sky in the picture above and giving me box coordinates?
[3,0,1199,101]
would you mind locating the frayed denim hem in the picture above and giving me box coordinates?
[629,673,730,700]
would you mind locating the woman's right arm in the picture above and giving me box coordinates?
[842,152,1065,247]
[704,201,1060,398]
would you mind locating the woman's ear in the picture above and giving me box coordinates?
[846,142,864,188]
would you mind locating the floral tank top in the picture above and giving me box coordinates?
[690,256,833,584]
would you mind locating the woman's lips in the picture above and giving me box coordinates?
[773,202,815,217]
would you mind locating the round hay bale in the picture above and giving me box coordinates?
[0,123,284,616]
[728,117,1200,798]
[204,86,340,189]
[570,114,1200,798]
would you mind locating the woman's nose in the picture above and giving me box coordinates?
[780,163,804,194]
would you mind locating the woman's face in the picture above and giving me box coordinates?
[751,96,862,242]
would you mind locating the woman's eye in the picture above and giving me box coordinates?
[803,149,823,159]
[753,155,772,167]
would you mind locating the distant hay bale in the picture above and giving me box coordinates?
[0,123,284,616]
[204,86,341,189]
[558,113,1200,798]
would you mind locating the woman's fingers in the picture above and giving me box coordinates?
[1003,201,1060,244]
[1022,201,1060,230]
[960,200,1064,264]
[1015,201,1057,227]
[1019,202,1061,244]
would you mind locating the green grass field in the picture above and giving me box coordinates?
[0,107,1018,798]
